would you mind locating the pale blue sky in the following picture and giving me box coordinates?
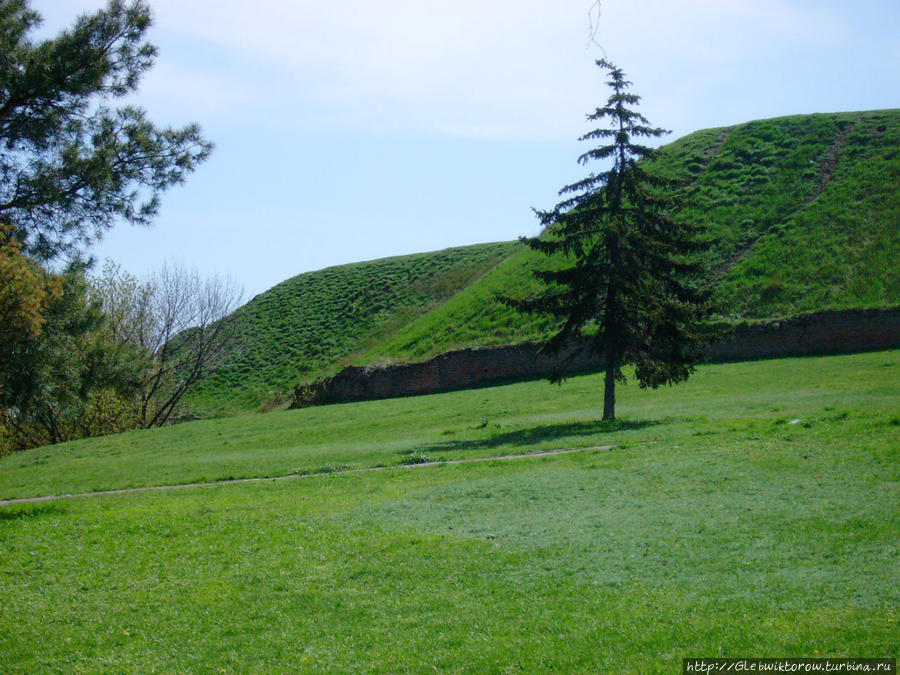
[37,0,900,298]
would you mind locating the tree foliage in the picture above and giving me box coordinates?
[93,261,242,427]
[0,259,242,452]
[0,0,212,261]
[0,266,144,451]
[0,0,221,452]
[507,59,715,420]
[0,223,58,344]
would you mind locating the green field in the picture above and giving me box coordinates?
[2,351,897,671]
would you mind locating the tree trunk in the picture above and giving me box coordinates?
[603,349,616,421]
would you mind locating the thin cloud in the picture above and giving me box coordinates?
[37,0,894,141]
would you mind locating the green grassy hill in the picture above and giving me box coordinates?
[360,109,900,363]
[195,109,899,411]
[188,242,520,413]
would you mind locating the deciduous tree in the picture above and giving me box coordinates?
[0,267,144,451]
[94,261,242,427]
[0,224,57,348]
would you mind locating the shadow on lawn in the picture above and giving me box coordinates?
[419,418,661,453]
[0,502,65,521]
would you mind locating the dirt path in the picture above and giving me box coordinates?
[0,445,614,507]
[708,117,860,287]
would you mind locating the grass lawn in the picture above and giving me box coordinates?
[0,351,898,672]
[2,351,898,501]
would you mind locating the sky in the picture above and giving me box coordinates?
[36,0,900,299]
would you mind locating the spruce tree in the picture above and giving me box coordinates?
[508,59,714,420]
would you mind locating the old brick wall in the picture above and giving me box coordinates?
[704,309,900,362]
[292,308,900,407]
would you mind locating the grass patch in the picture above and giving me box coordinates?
[0,352,897,670]
[399,451,439,465]
[294,464,352,476]
[1,350,898,500]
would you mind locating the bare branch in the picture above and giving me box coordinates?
[586,1,606,54]
[92,260,242,427]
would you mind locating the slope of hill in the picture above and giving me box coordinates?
[193,109,898,411]
[359,109,900,364]
[188,242,520,413]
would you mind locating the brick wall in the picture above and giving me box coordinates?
[292,308,900,407]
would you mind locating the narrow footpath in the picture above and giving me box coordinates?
[0,445,615,507]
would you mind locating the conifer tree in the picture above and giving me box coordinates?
[507,59,714,420]
[0,0,212,262]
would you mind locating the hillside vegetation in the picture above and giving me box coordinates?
[188,242,519,413]
[194,110,899,411]
[362,109,899,363]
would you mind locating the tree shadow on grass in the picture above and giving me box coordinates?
[418,418,662,454]
[0,502,65,521]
